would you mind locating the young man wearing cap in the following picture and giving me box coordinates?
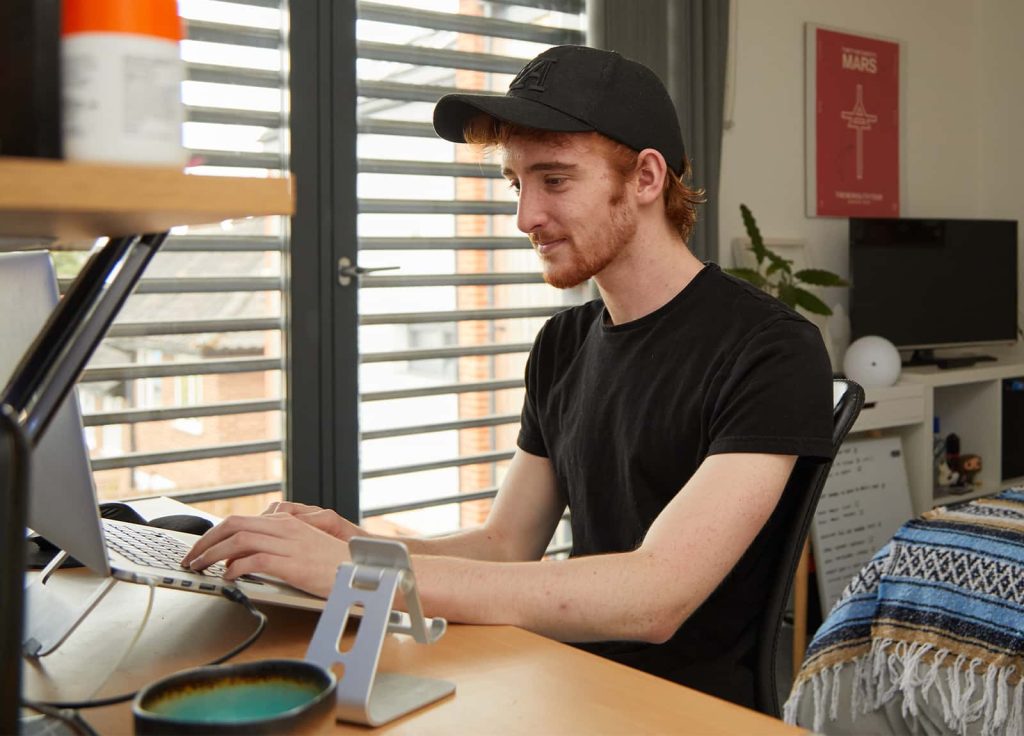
[184,46,833,708]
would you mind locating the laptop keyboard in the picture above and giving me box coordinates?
[103,520,228,578]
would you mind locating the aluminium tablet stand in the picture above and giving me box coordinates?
[305,537,455,726]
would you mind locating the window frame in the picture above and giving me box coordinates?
[287,0,361,518]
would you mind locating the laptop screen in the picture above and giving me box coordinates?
[0,251,109,574]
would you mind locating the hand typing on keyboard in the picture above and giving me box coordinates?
[105,520,229,577]
[180,511,352,598]
[262,500,371,541]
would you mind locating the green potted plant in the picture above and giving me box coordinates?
[726,203,848,316]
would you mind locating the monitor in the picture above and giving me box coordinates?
[849,217,1018,365]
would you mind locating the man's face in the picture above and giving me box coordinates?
[501,133,637,289]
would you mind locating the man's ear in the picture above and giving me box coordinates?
[633,149,668,205]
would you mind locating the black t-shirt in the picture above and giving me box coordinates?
[517,262,833,708]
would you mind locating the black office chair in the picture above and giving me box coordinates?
[754,378,865,718]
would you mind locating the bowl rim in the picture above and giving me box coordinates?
[132,658,337,727]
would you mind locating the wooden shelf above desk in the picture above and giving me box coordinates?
[0,157,294,248]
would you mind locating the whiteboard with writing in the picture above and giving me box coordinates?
[810,436,915,615]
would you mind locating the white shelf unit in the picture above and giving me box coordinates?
[851,357,1024,515]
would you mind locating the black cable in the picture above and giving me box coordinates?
[23,586,267,711]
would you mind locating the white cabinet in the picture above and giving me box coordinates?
[853,383,927,433]
[850,358,1024,515]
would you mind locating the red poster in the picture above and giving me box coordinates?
[810,27,900,217]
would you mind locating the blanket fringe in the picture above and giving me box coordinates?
[783,642,1023,736]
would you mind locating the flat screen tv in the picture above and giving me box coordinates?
[849,217,1018,366]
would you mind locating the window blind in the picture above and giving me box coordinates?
[355,0,585,552]
[67,0,290,517]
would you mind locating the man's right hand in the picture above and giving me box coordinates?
[261,500,370,542]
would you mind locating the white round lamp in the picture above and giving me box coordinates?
[843,336,901,387]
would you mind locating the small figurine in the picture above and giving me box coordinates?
[937,459,960,488]
[935,434,983,493]
[945,433,961,478]
[960,454,982,485]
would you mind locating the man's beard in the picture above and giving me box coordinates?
[533,190,638,290]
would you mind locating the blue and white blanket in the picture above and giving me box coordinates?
[785,490,1024,736]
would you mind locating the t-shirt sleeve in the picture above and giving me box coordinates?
[516,331,549,458]
[706,316,834,459]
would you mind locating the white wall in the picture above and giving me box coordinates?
[718,0,1019,330]
[977,0,1024,327]
[978,0,1024,218]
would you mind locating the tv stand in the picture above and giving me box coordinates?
[903,349,998,369]
[851,358,1024,517]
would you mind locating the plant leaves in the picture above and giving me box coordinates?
[792,287,833,315]
[724,267,768,288]
[740,203,767,266]
[737,204,845,309]
[776,283,799,309]
[794,269,849,287]
[765,251,792,277]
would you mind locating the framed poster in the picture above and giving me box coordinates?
[806,24,903,218]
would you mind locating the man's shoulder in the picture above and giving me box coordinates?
[682,264,818,352]
[703,263,809,325]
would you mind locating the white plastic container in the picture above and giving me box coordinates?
[61,0,186,166]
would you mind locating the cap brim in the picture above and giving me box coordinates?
[433,93,593,142]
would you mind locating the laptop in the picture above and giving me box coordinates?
[2,251,327,617]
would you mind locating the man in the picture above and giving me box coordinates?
[183,45,833,708]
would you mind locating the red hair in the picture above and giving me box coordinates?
[463,115,705,242]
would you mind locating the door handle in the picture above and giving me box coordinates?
[337,257,399,287]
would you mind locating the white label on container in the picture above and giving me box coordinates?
[63,32,185,165]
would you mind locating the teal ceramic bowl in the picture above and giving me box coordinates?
[133,659,336,735]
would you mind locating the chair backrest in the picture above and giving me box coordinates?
[753,378,865,717]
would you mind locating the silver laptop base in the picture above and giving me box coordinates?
[23,551,117,657]
[305,538,455,726]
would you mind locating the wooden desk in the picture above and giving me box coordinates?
[24,572,803,735]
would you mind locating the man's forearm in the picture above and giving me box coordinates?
[369,525,525,562]
[406,453,795,643]
[357,447,561,563]
[410,551,685,644]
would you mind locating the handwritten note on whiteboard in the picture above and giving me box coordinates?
[810,436,915,615]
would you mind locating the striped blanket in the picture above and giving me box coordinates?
[785,490,1024,736]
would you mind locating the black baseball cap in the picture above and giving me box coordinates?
[432,45,686,175]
